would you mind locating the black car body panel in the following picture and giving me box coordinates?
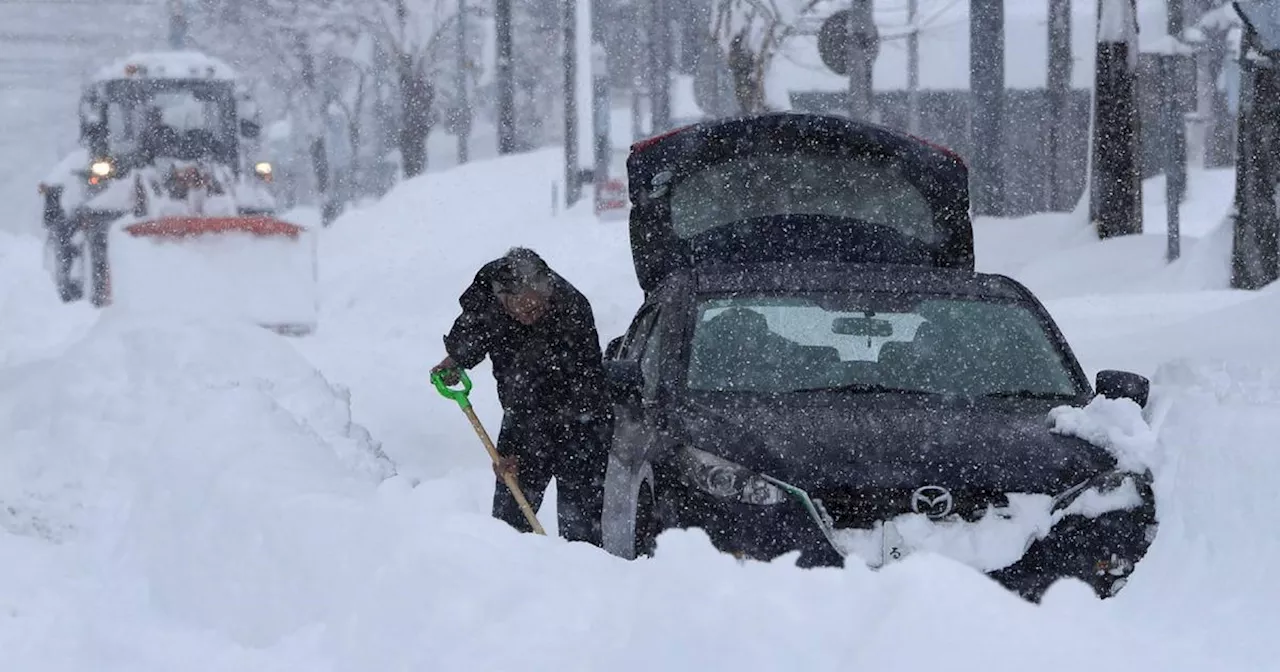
[625,113,974,293]
[601,262,1157,601]
[670,397,1117,496]
[602,118,1156,602]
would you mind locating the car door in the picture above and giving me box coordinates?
[609,301,664,470]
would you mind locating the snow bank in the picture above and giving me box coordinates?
[0,231,96,367]
[0,310,392,543]
[293,148,641,480]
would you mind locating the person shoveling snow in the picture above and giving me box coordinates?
[432,247,613,547]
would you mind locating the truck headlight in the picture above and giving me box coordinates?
[674,446,787,505]
[254,161,273,178]
[90,160,113,177]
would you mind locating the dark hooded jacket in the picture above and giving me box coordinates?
[443,256,610,419]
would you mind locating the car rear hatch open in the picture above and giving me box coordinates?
[624,113,973,292]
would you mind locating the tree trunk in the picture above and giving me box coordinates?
[1230,47,1280,288]
[728,30,762,114]
[399,60,433,179]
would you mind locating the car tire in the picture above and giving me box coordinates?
[601,457,657,560]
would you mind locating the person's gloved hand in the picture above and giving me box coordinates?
[431,356,460,385]
[493,454,519,480]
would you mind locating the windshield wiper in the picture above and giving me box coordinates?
[982,390,1078,400]
[794,383,940,395]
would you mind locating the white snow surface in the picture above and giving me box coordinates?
[3,149,1280,669]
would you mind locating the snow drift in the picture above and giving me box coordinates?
[2,148,1279,670]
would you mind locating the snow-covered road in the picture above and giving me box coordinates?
[2,150,1279,670]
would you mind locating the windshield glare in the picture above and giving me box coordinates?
[686,295,1080,398]
[668,152,937,242]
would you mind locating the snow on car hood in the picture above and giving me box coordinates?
[830,475,1147,572]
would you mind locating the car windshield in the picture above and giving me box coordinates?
[686,294,1080,398]
[668,151,938,243]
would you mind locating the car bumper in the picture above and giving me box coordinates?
[660,478,1157,600]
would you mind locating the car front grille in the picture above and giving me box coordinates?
[808,486,1012,528]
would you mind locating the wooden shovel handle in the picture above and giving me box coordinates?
[461,406,547,535]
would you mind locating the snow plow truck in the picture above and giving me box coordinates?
[38,51,317,336]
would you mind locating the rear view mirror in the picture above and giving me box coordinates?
[1095,370,1150,408]
[606,360,643,402]
[832,316,893,337]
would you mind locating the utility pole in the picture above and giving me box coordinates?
[1163,0,1187,261]
[564,0,581,207]
[592,42,611,194]
[1046,0,1072,211]
[1090,0,1143,238]
[906,0,920,134]
[455,0,471,165]
[844,1,876,120]
[495,0,516,154]
[649,0,671,132]
[168,0,188,49]
[970,0,1006,217]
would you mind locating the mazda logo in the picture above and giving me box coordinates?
[910,485,954,518]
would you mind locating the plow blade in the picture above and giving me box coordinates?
[109,214,318,335]
[123,215,305,240]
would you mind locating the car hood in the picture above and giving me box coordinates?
[674,395,1117,497]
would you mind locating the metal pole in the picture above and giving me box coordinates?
[593,42,611,193]
[970,0,1006,217]
[906,0,919,134]
[649,0,670,131]
[845,0,874,120]
[565,0,581,207]
[1165,0,1186,261]
[456,0,470,165]
[168,0,188,49]
[495,0,516,154]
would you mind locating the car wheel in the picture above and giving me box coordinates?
[634,480,658,558]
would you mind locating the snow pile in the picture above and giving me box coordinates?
[1049,396,1161,473]
[294,148,641,480]
[0,231,96,367]
[0,309,392,545]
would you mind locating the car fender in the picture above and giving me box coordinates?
[600,454,655,560]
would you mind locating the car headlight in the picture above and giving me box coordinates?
[674,446,787,505]
[254,161,273,177]
[90,160,113,178]
[1050,469,1148,518]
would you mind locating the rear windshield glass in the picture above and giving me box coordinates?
[669,152,937,242]
[686,294,1080,398]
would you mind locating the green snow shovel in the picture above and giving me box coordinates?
[431,368,547,536]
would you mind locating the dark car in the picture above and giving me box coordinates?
[598,113,1158,602]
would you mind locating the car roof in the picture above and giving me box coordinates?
[685,262,1031,301]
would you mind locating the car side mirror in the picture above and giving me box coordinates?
[1096,370,1149,408]
[240,119,261,139]
[606,360,643,402]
